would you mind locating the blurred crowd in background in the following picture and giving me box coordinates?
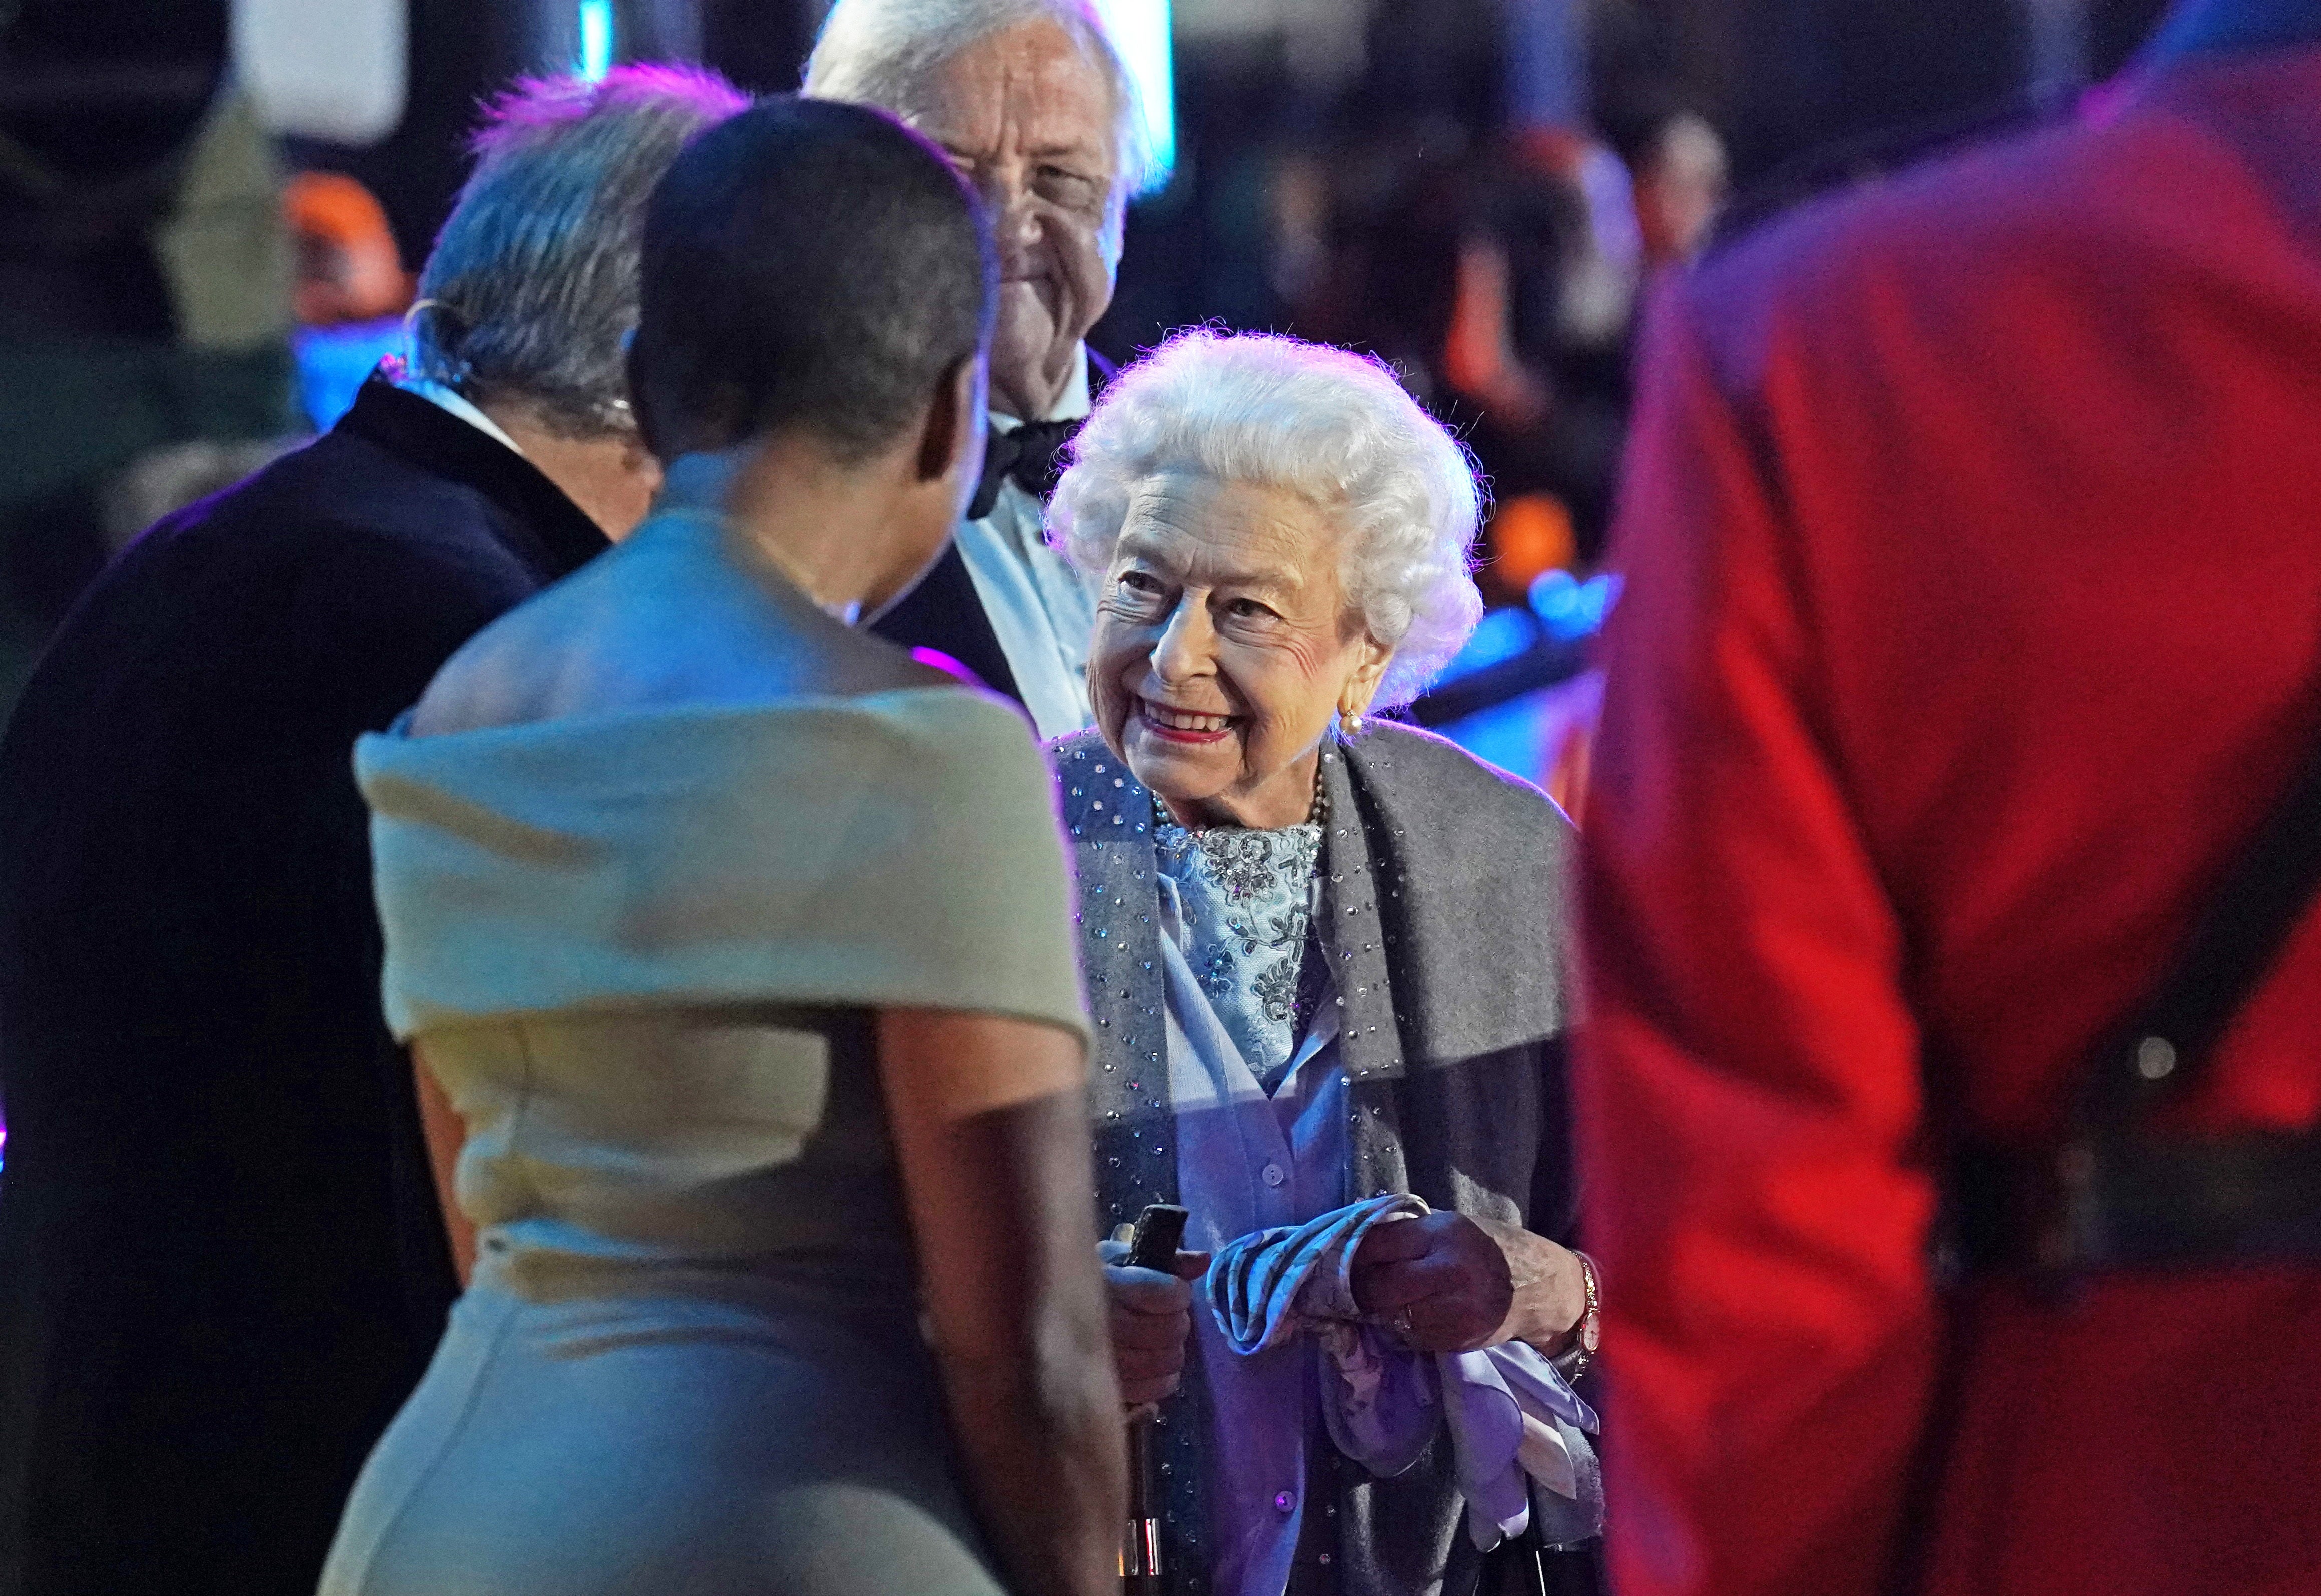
[0,0,2181,776]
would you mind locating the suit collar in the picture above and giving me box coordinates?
[867,541,1025,705]
[334,376,609,580]
[400,378,528,458]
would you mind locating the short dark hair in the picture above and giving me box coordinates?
[629,95,997,462]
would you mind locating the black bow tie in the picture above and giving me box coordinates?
[967,416,1083,521]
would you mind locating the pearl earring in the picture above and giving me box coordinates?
[1339,707,1363,736]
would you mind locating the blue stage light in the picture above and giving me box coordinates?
[1450,605,1543,677]
[1528,570,1622,642]
[579,0,615,81]
[1093,0,1175,191]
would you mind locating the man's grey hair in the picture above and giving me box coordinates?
[1050,330,1487,709]
[803,0,1151,202]
[409,65,749,439]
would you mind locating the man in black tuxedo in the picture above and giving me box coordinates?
[0,67,744,1596]
[806,0,1140,738]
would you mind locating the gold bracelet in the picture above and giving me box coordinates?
[1556,1249,1602,1383]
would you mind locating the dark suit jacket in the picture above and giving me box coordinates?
[871,537,1023,703]
[870,348,1113,704]
[0,379,606,1596]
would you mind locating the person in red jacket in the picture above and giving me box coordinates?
[1578,5,2321,1595]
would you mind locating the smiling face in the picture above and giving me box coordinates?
[1091,474,1393,830]
[896,19,1120,421]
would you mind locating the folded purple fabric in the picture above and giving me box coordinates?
[1204,1195,1604,1551]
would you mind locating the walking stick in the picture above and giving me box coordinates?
[1121,1203,1189,1595]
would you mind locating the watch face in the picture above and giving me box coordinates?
[1580,1315,1602,1354]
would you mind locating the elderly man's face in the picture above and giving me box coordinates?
[900,19,1120,420]
[1091,474,1392,830]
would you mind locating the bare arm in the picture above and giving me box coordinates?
[412,1044,476,1287]
[876,1009,1125,1596]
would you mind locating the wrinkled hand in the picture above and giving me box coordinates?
[1352,1213,1589,1356]
[1349,1212,1515,1353]
[1098,1240,1211,1414]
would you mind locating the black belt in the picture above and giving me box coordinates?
[1952,1131,2321,1276]
[1946,686,2321,1282]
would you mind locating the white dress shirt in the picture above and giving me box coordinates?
[954,351,1099,741]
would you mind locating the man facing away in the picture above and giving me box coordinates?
[806,0,1147,739]
[1580,3,2321,1594]
[0,67,744,1596]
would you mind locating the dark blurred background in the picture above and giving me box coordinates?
[0,0,2177,779]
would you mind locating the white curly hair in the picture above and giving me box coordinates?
[1048,329,1486,708]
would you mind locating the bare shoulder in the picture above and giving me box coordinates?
[812,618,964,696]
[411,522,960,736]
[408,553,626,735]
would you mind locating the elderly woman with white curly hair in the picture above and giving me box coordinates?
[1047,330,1605,1596]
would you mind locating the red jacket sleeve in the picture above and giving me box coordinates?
[1578,284,1944,1596]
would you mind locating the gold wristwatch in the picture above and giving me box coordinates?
[1553,1249,1602,1383]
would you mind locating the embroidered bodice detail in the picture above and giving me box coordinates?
[1153,813,1323,1080]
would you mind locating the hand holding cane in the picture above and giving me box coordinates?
[1120,1204,1189,1594]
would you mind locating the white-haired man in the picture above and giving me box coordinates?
[0,67,744,1596]
[807,0,1145,739]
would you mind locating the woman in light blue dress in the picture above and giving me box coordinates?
[319,99,1123,1596]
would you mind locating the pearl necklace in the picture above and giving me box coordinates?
[1152,763,1329,834]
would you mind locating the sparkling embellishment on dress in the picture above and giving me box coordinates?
[1150,771,1327,1079]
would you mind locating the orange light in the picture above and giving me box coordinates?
[1489,492,1577,594]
